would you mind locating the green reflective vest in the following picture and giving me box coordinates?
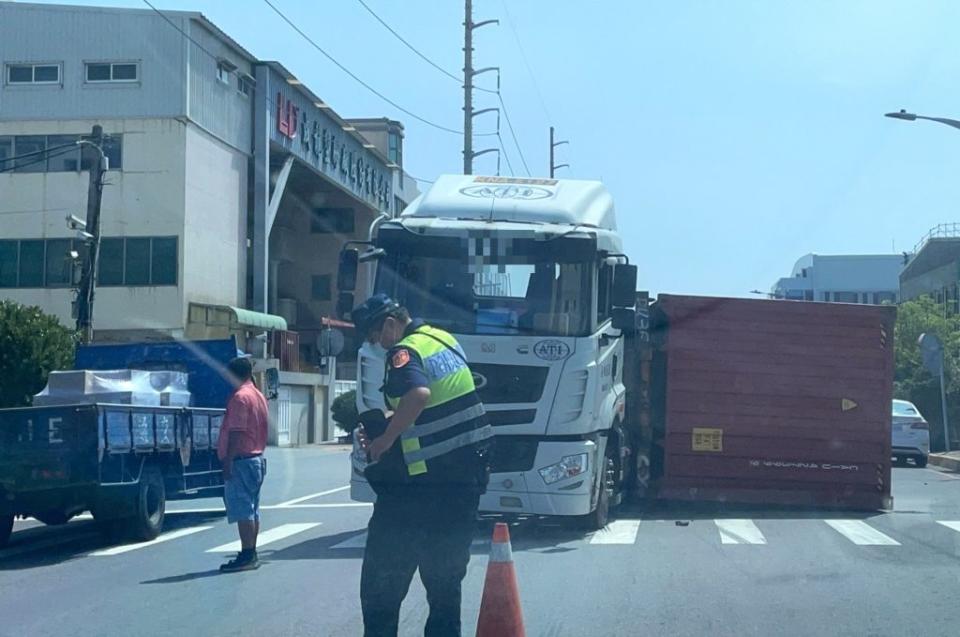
[386,325,492,477]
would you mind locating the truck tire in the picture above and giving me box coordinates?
[578,454,615,531]
[125,466,166,541]
[0,515,13,548]
[916,455,929,468]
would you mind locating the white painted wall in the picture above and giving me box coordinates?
[0,117,187,331]
[181,123,248,316]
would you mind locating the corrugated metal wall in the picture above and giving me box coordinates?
[0,3,186,120]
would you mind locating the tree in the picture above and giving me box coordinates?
[0,301,75,408]
[893,297,960,449]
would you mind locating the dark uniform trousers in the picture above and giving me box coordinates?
[360,488,481,637]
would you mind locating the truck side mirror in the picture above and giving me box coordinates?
[611,264,638,308]
[337,248,359,292]
[611,307,636,334]
[336,291,354,320]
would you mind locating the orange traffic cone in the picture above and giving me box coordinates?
[476,522,525,637]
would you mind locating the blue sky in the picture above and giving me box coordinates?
[30,0,960,296]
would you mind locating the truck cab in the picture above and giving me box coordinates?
[342,176,638,527]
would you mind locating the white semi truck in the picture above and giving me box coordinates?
[338,175,644,529]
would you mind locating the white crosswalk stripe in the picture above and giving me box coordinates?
[715,519,767,544]
[90,526,213,556]
[936,521,960,534]
[206,523,321,553]
[824,520,900,545]
[589,519,642,544]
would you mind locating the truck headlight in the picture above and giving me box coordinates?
[538,453,588,485]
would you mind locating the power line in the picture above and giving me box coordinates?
[500,0,552,123]
[263,0,471,136]
[497,93,530,176]
[496,132,515,176]
[0,141,80,166]
[355,0,497,95]
[0,145,79,174]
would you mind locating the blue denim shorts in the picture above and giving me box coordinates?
[224,455,266,524]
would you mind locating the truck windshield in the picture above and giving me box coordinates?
[375,252,592,336]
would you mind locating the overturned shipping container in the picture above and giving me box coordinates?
[650,295,895,510]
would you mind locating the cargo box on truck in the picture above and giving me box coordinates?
[646,295,895,510]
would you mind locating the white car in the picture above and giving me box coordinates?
[892,399,930,467]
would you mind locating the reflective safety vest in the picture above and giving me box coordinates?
[385,325,493,477]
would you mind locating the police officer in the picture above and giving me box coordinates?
[352,293,493,637]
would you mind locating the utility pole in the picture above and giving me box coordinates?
[549,126,569,178]
[463,0,473,174]
[462,0,498,174]
[75,125,107,343]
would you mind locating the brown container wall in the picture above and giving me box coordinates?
[653,295,895,510]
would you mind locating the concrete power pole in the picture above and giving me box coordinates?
[549,126,569,178]
[463,0,473,174]
[462,0,499,175]
[75,125,107,343]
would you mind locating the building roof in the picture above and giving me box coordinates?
[900,237,960,282]
[4,2,258,64]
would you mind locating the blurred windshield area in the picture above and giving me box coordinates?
[374,249,592,337]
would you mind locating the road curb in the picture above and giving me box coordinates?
[928,453,960,473]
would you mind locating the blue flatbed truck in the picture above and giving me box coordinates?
[0,339,238,548]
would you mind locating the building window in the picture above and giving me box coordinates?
[833,291,859,303]
[12,136,46,172]
[85,62,138,83]
[0,238,89,288]
[310,208,355,234]
[6,63,60,85]
[821,292,831,302]
[874,291,896,305]
[97,237,177,287]
[237,75,253,97]
[216,61,233,85]
[98,238,124,286]
[0,134,121,172]
[311,274,333,301]
[804,290,814,301]
[388,132,402,168]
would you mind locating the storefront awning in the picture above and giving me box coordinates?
[228,306,288,331]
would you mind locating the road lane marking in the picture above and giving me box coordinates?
[206,523,321,553]
[715,519,767,544]
[825,520,900,546]
[275,486,350,507]
[90,526,212,556]
[589,519,641,544]
[936,521,960,533]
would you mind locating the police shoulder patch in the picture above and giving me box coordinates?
[391,349,411,368]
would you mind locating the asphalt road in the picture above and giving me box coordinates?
[2,447,960,637]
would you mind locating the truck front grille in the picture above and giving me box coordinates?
[471,363,548,404]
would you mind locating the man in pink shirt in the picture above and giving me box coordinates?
[217,356,269,573]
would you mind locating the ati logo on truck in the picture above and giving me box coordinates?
[459,184,553,200]
[534,340,571,361]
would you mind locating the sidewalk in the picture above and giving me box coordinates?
[928,451,960,473]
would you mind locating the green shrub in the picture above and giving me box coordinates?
[0,301,76,408]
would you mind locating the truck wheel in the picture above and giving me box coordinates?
[126,466,165,541]
[579,455,615,531]
[0,515,13,548]
[33,511,71,526]
[916,455,929,468]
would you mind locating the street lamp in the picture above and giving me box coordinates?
[884,109,960,131]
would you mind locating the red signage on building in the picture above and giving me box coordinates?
[276,92,299,139]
